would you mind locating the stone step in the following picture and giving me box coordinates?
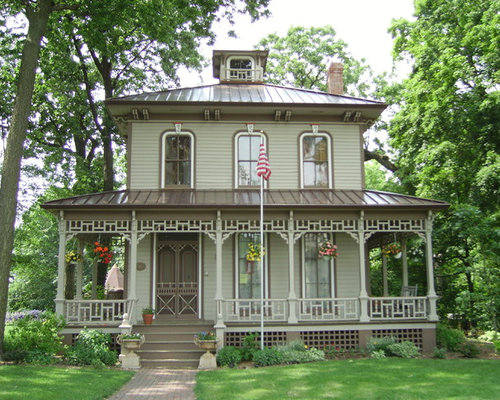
[134,324,213,334]
[141,358,199,369]
[140,332,200,342]
[141,341,199,351]
[137,349,205,360]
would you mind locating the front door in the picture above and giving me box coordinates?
[156,240,198,317]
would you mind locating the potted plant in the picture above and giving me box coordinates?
[142,307,155,325]
[194,331,219,370]
[318,240,338,260]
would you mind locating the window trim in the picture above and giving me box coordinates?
[234,131,268,189]
[301,233,335,299]
[299,132,332,189]
[234,232,269,299]
[226,56,255,80]
[160,130,195,188]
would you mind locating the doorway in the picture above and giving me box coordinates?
[156,237,199,317]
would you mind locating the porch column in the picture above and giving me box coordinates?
[55,211,66,315]
[128,211,138,324]
[425,211,439,321]
[358,211,370,322]
[381,250,388,296]
[75,238,84,300]
[287,211,298,324]
[401,237,409,287]
[215,210,226,330]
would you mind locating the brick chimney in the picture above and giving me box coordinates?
[327,62,343,95]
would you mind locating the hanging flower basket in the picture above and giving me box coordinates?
[93,241,113,264]
[382,243,401,256]
[318,240,338,259]
[65,250,82,264]
[246,242,265,263]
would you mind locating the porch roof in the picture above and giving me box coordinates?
[41,189,448,211]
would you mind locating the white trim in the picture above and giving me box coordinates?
[152,233,157,311]
[160,130,195,188]
[301,233,335,299]
[299,131,332,189]
[234,131,268,189]
[198,232,202,319]
[234,232,268,299]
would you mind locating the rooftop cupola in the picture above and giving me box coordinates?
[212,50,268,83]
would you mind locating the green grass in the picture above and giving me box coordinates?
[0,365,134,400]
[195,359,500,400]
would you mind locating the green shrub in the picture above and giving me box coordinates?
[240,332,260,361]
[253,347,284,367]
[3,311,65,364]
[65,329,118,367]
[366,336,397,354]
[217,346,242,368]
[436,324,465,351]
[386,341,420,358]
[458,341,480,358]
[478,331,499,343]
[279,347,325,364]
[432,347,447,359]
[370,350,386,359]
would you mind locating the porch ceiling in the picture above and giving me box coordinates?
[41,189,449,211]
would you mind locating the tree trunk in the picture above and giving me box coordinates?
[0,0,52,360]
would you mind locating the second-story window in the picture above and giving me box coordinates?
[300,133,332,188]
[161,132,194,187]
[235,133,266,187]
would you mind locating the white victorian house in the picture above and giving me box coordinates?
[43,50,448,366]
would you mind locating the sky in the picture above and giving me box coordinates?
[180,0,416,86]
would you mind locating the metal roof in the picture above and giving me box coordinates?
[106,84,384,107]
[42,189,448,210]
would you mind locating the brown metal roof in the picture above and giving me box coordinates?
[41,189,449,210]
[105,84,384,107]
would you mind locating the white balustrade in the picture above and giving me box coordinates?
[64,299,134,325]
[298,298,359,321]
[369,297,427,320]
[220,299,287,322]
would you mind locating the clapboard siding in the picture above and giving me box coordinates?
[135,236,152,319]
[335,233,360,297]
[333,125,363,190]
[129,121,363,190]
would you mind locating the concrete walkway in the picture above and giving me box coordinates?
[108,369,197,400]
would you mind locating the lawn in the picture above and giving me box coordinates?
[195,359,500,400]
[0,365,134,400]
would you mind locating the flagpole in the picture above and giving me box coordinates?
[260,171,264,350]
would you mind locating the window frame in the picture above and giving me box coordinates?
[226,56,255,80]
[299,132,332,189]
[234,131,268,189]
[160,131,195,188]
[234,232,268,299]
[301,232,335,299]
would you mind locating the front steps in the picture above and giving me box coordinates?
[133,318,214,368]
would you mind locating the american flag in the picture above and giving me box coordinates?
[256,143,271,180]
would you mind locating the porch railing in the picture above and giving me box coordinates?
[64,299,135,325]
[369,297,427,320]
[298,298,359,321]
[220,299,288,322]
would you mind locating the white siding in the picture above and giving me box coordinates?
[335,233,360,297]
[135,236,152,319]
[129,121,363,190]
[333,125,363,190]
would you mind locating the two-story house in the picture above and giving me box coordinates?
[43,50,448,367]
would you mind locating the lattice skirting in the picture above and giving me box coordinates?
[224,331,287,347]
[224,327,431,351]
[300,330,359,350]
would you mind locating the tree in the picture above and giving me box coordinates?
[256,26,397,172]
[0,0,271,359]
[388,0,500,329]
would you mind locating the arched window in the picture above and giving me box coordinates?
[235,132,267,188]
[227,56,254,80]
[161,131,194,188]
[299,132,332,188]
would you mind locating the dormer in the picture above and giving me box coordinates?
[212,50,268,83]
